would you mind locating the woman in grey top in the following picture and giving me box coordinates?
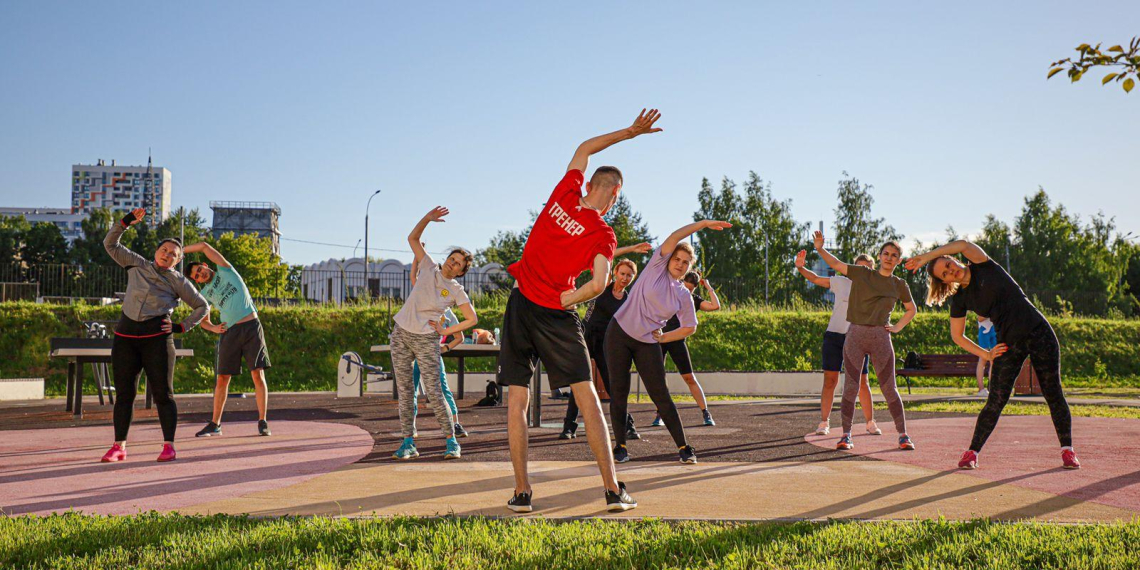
[100,208,209,464]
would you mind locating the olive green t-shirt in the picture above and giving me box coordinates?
[844,265,914,326]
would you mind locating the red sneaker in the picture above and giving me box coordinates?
[898,435,916,450]
[958,450,978,470]
[836,434,853,450]
[157,443,177,462]
[101,444,126,463]
[1062,448,1081,470]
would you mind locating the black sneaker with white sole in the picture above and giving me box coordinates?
[507,491,533,513]
[702,409,716,426]
[454,423,469,438]
[258,420,271,437]
[613,444,630,463]
[558,421,577,440]
[196,422,222,437]
[679,445,698,464]
[605,482,637,512]
[626,424,641,441]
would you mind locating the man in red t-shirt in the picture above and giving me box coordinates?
[499,109,662,514]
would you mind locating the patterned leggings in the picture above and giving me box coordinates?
[391,325,454,439]
[970,322,1072,452]
[841,324,907,435]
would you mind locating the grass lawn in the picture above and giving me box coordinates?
[3,514,1139,569]
[898,400,1140,419]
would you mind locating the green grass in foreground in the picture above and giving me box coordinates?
[900,400,1140,419]
[2,514,1139,570]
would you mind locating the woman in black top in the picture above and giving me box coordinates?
[907,240,1079,471]
[560,251,646,440]
[653,271,721,428]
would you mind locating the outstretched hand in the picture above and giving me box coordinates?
[812,230,825,250]
[903,254,930,273]
[628,109,663,138]
[703,220,732,231]
[425,206,449,223]
[795,250,807,268]
[631,242,652,254]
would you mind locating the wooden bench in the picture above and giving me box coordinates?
[897,353,1041,395]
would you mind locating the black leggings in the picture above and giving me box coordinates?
[969,321,1072,452]
[605,321,688,448]
[113,334,178,442]
[563,326,634,428]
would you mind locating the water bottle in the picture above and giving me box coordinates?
[493,328,500,345]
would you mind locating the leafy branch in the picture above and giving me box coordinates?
[1048,37,1140,94]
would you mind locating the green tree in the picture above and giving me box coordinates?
[693,177,747,281]
[738,172,810,303]
[1048,37,1140,93]
[21,222,69,265]
[0,215,31,264]
[475,211,537,268]
[605,194,655,268]
[832,172,903,263]
[198,232,289,299]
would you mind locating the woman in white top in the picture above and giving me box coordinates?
[795,250,879,436]
[390,206,479,461]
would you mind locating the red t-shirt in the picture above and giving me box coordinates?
[508,170,617,310]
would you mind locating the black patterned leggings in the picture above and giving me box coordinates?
[969,321,1072,452]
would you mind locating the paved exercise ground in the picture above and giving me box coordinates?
[2,393,1137,521]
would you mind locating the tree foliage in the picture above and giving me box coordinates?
[832,172,903,263]
[1048,37,1140,93]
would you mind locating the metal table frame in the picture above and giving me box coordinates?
[49,338,193,419]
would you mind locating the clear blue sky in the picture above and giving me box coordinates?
[2,2,1137,265]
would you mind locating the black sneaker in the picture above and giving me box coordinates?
[626,420,641,441]
[196,422,222,437]
[702,409,716,426]
[454,423,469,438]
[613,444,630,463]
[258,420,271,437]
[605,482,637,512]
[507,491,533,513]
[679,445,698,464]
[558,421,578,440]
[551,390,569,400]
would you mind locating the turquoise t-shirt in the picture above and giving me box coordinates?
[200,265,256,327]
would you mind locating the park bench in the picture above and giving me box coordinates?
[897,352,1041,396]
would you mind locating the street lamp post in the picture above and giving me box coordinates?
[364,190,382,300]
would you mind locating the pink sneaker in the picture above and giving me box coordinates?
[1062,448,1081,470]
[101,444,126,463]
[157,443,177,462]
[958,450,978,470]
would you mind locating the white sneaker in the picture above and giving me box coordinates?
[866,421,882,435]
[815,421,830,435]
[977,388,989,397]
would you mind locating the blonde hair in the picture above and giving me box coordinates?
[614,258,638,276]
[925,255,961,306]
[672,242,695,261]
[854,253,875,267]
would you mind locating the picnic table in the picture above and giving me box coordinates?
[49,337,194,419]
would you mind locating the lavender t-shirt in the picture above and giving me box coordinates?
[613,246,698,343]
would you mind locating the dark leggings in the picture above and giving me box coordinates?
[563,327,634,428]
[112,334,178,442]
[605,321,688,448]
[970,321,1072,452]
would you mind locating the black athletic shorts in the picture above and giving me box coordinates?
[216,318,271,376]
[497,288,592,391]
[661,338,694,375]
[822,330,869,374]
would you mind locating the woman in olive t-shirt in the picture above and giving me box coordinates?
[814,230,918,452]
[906,240,1079,471]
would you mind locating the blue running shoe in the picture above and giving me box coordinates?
[836,434,854,450]
[898,435,916,450]
[651,415,664,427]
[393,437,419,460]
[444,437,461,460]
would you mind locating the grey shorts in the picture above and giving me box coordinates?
[216,318,271,376]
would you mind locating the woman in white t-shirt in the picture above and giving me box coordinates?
[795,250,879,436]
[390,206,479,461]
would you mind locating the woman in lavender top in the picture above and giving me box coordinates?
[605,219,732,465]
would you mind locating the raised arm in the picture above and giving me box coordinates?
[408,207,448,264]
[794,249,831,288]
[614,242,652,258]
[409,243,423,287]
[949,317,1009,362]
[183,242,231,268]
[699,278,721,311]
[560,254,611,309]
[813,230,847,276]
[661,220,732,258]
[567,109,663,173]
[904,240,990,272]
[104,208,149,269]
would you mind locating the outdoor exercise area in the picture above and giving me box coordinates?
[4,392,1138,522]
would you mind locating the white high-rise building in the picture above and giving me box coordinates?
[0,207,86,242]
[71,158,171,222]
